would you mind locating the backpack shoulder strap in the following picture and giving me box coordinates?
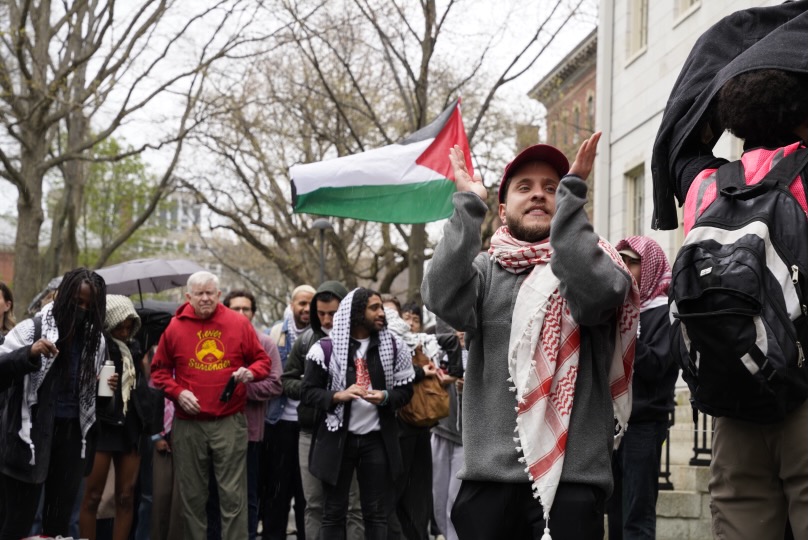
[320,338,333,368]
[33,314,42,343]
[763,148,808,189]
[716,159,745,194]
[718,148,808,201]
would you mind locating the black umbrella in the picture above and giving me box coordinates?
[95,257,205,305]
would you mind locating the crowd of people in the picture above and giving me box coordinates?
[0,132,681,540]
[1,6,807,538]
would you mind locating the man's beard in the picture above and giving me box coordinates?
[507,214,550,243]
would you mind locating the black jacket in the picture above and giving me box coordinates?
[0,344,41,394]
[282,327,327,431]
[96,337,160,439]
[301,333,413,486]
[630,305,678,423]
[651,0,808,230]
[0,346,96,483]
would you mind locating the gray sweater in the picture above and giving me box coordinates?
[422,178,631,497]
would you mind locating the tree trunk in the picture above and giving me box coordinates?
[13,141,47,320]
[407,223,425,304]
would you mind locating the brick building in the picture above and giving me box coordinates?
[0,249,13,283]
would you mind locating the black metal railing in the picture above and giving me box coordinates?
[658,409,674,490]
[690,409,714,466]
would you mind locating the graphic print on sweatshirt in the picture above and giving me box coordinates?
[189,329,231,371]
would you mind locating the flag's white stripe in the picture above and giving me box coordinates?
[291,138,440,194]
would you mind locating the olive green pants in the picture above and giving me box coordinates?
[710,400,808,539]
[173,414,248,540]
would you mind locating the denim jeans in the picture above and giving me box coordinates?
[321,431,393,540]
[607,420,669,540]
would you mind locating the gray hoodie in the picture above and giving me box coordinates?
[422,177,631,497]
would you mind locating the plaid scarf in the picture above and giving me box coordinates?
[615,236,671,313]
[489,227,639,537]
[306,289,415,431]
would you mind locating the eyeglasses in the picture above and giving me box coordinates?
[190,290,218,298]
[230,306,252,313]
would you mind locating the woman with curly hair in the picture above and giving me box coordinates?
[0,267,107,540]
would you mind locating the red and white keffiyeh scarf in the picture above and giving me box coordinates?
[615,236,671,313]
[489,227,639,538]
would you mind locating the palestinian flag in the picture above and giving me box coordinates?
[291,98,472,224]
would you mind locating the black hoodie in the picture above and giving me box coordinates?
[651,1,808,230]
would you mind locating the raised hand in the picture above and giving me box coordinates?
[568,131,602,181]
[449,145,486,201]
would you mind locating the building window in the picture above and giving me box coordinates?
[627,0,648,60]
[573,105,581,144]
[586,93,595,130]
[674,0,700,20]
[562,112,569,146]
[626,163,645,235]
[550,122,558,146]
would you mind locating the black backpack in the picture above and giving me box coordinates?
[670,148,808,423]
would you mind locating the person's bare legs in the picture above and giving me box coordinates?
[112,449,141,540]
[80,451,114,540]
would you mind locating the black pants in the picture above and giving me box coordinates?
[451,480,605,540]
[263,420,305,540]
[321,431,393,540]
[391,427,431,540]
[0,418,86,540]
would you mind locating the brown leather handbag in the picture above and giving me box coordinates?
[398,345,450,427]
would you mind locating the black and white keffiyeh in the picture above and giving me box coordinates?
[0,302,105,464]
[384,307,442,360]
[306,289,415,431]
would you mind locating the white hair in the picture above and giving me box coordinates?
[291,284,316,302]
[187,271,219,292]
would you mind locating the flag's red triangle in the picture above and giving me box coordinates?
[416,101,473,182]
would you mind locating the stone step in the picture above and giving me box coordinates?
[657,516,712,540]
[668,465,710,493]
[657,490,709,520]
[668,441,693,466]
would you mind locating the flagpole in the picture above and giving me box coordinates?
[312,218,333,285]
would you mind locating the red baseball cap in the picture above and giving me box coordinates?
[498,144,570,203]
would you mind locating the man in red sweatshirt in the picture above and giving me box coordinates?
[151,271,272,540]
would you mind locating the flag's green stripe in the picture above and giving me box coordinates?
[294,178,456,224]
